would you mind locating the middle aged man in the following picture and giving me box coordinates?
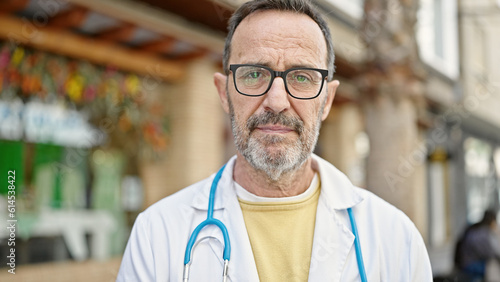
[117,0,433,281]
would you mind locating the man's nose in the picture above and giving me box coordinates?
[262,77,291,114]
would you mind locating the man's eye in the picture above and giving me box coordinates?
[248,72,261,79]
[293,75,310,83]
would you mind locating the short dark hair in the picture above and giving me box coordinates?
[223,0,335,81]
[481,209,497,226]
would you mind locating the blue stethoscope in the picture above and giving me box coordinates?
[183,164,368,282]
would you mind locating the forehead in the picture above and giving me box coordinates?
[230,10,328,69]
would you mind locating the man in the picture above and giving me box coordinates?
[455,210,500,281]
[117,0,432,281]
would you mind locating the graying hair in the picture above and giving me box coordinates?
[223,0,335,81]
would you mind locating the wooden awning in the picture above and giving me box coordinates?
[0,0,232,83]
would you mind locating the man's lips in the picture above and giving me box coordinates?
[255,125,295,134]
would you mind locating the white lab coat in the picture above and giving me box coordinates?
[117,154,432,281]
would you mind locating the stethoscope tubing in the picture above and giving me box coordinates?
[184,164,230,265]
[183,163,367,281]
[348,207,368,282]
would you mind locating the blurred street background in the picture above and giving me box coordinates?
[0,0,499,280]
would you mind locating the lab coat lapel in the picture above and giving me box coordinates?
[191,156,259,282]
[308,155,364,281]
[308,198,355,281]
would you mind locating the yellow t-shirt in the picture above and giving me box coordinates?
[237,175,320,282]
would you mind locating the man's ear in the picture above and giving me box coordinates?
[321,80,339,121]
[214,72,230,114]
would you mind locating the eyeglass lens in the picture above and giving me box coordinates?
[234,65,324,99]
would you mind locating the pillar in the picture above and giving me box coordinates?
[364,94,428,238]
[140,57,225,207]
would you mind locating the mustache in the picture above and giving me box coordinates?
[247,111,304,134]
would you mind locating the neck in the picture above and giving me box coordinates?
[233,153,316,197]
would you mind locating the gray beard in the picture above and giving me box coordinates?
[228,97,324,182]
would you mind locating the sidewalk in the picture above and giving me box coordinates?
[0,257,121,282]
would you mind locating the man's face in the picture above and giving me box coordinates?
[215,10,339,180]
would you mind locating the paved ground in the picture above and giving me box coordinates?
[0,257,121,282]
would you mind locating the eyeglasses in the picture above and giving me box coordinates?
[229,64,328,100]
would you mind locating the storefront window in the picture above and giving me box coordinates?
[0,41,163,265]
[495,148,500,208]
[428,147,448,247]
[417,0,459,78]
[495,148,500,178]
[464,137,495,223]
[349,131,370,187]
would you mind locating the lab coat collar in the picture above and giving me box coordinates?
[191,155,237,212]
[191,154,364,211]
[311,154,364,210]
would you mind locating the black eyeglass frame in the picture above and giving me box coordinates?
[229,64,329,100]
